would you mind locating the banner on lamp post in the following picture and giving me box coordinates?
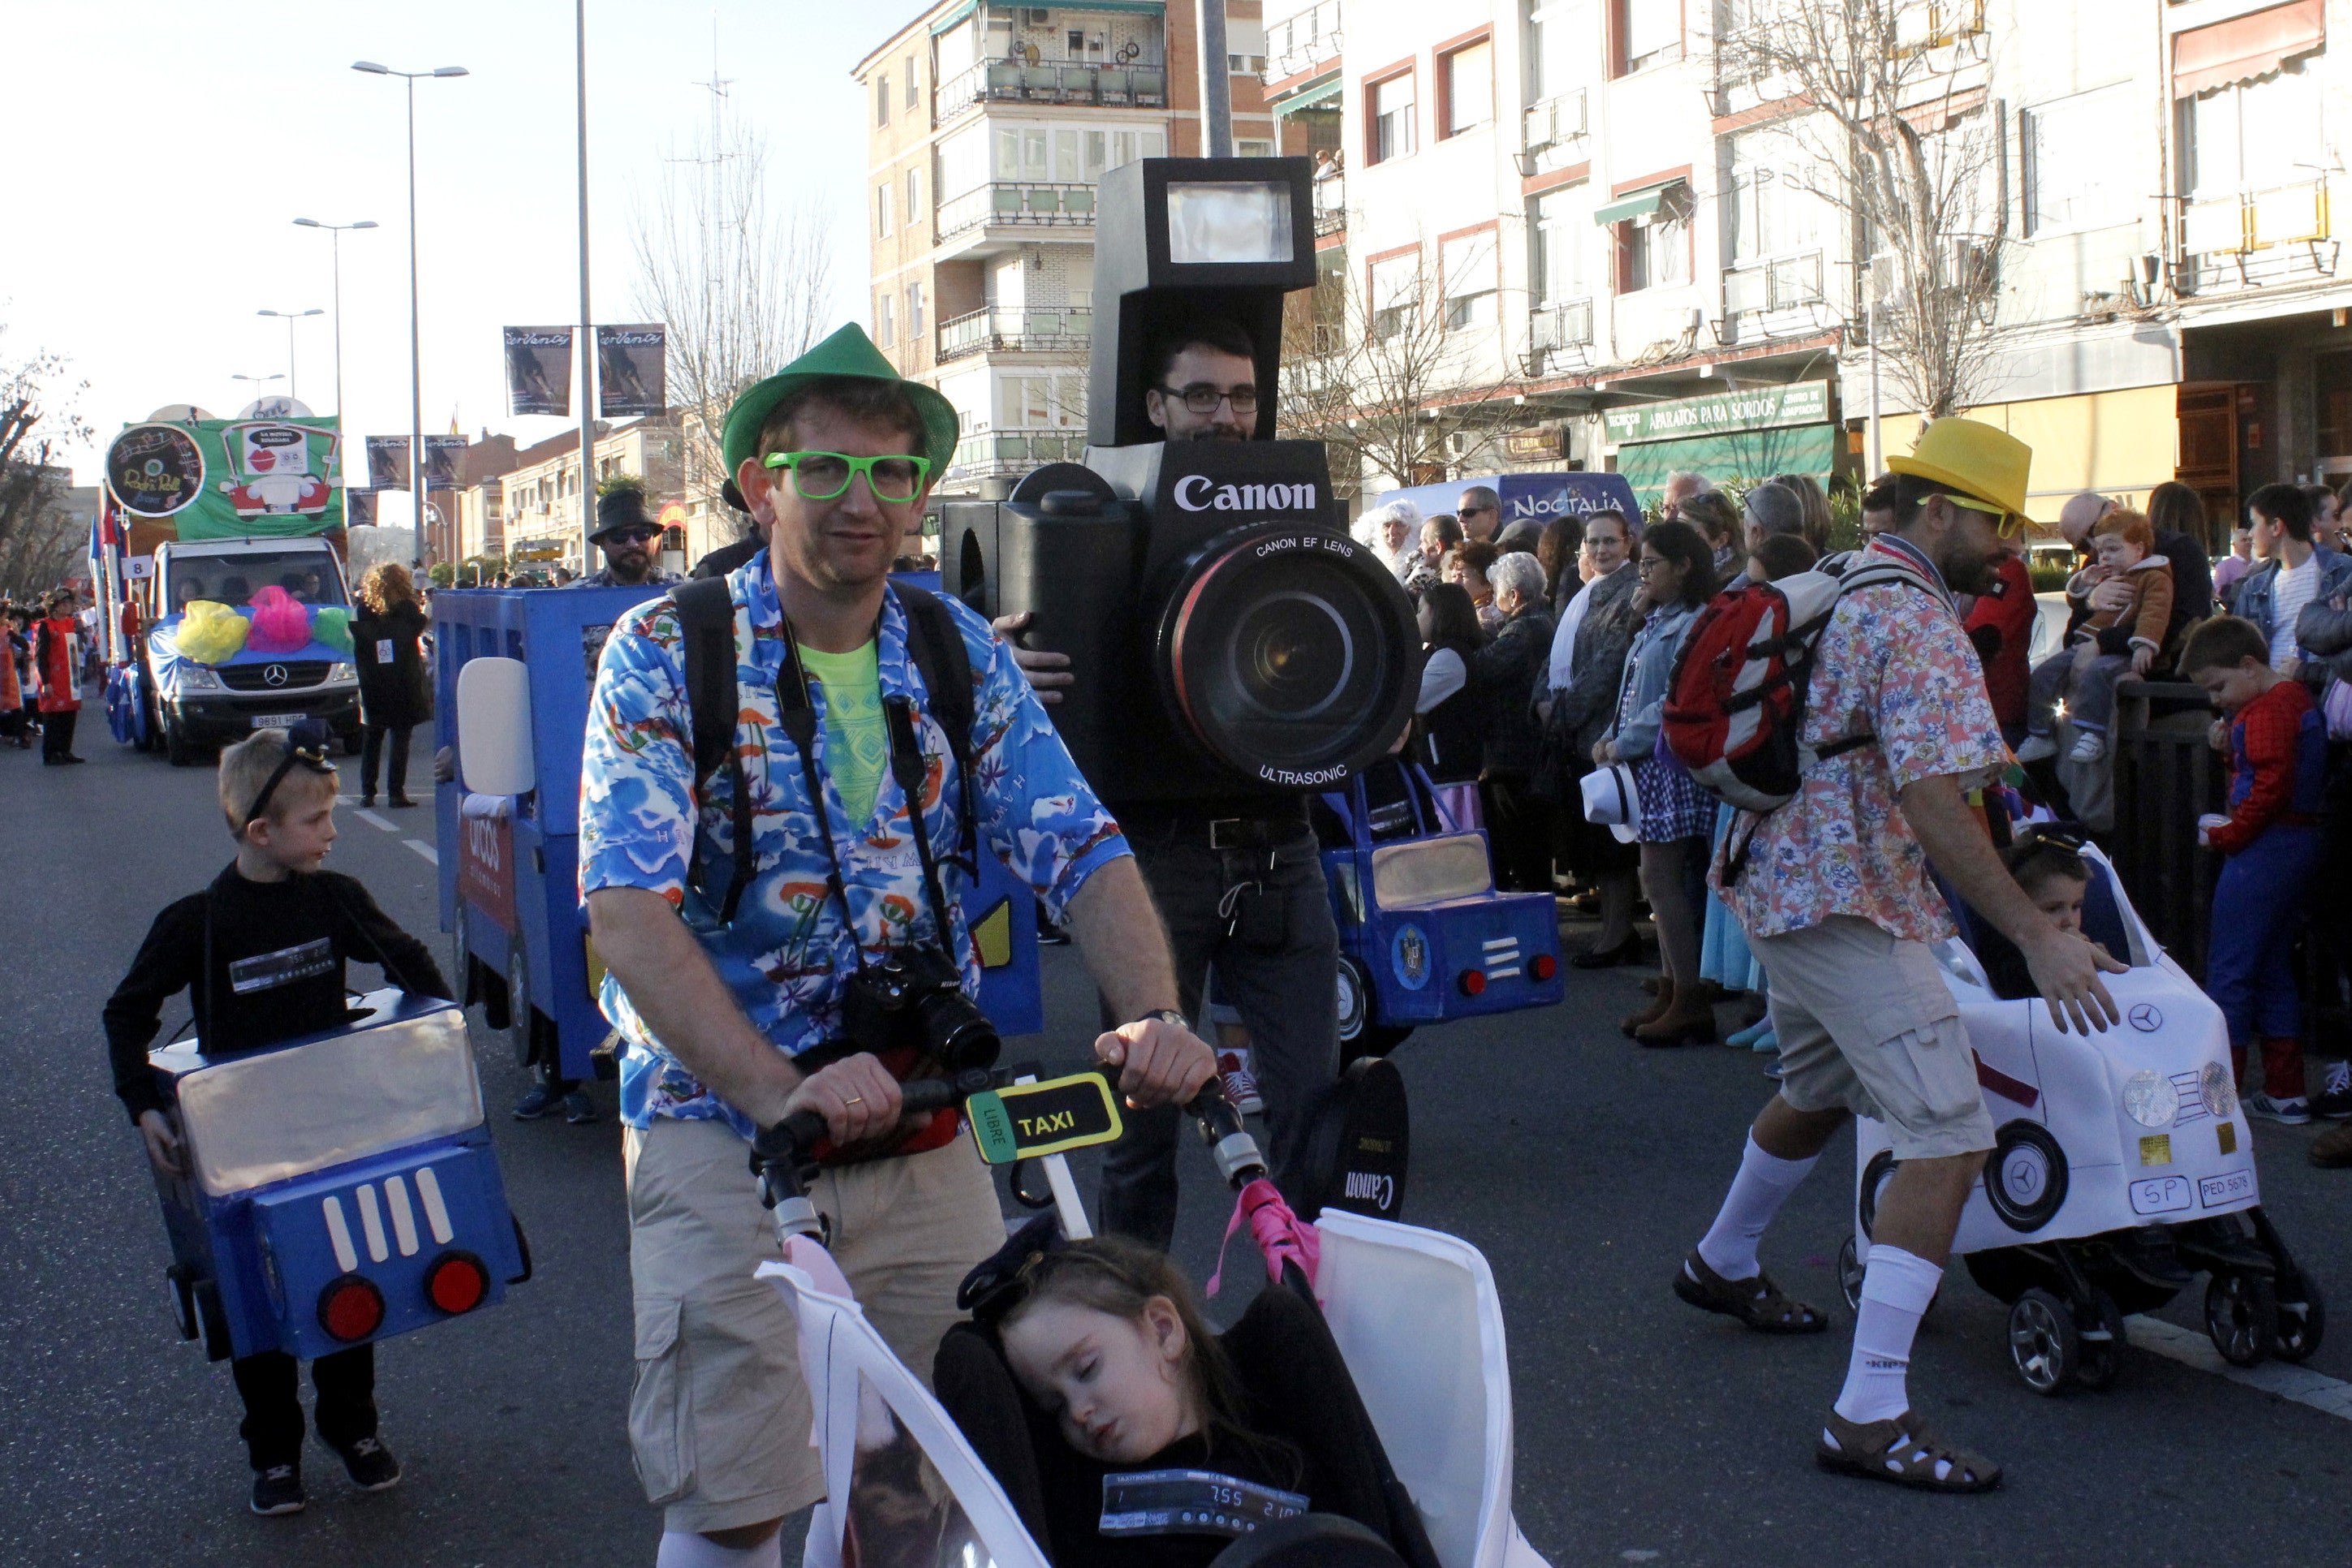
[596,325,667,418]
[504,325,575,417]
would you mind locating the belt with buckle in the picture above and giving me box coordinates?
[1118,799,1310,850]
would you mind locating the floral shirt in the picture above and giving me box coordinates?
[1717,535,2009,943]
[579,552,1130,1132]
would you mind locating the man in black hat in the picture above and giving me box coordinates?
[573,482,682,588]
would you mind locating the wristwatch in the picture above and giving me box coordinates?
[1133,1008,1190,1031]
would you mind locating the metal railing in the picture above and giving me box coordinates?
[1313,174,1346,237]
[1522,91,1587,153]
[1264,0,1343,82]
[936,181,1098,240]
[936,57,1167,122]
[937,304,1095,362]
[1722,250,1824,315]
[1530,299,1594,351]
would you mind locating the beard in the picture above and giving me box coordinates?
[1939,541,2003,597]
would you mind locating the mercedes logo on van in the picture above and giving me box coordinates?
[2128,1003,2162,1033]
[263,664,290,687]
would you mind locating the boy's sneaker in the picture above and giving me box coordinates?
[2067,731,2107,764]
[1217,1050,1265,1117]
[2244,1091,2312,1126]
[562,1090,599,1126]
[2014,733,2058,763]
[330,1435,402,1493]
[2310,1060,2352,1120]
[511,1085,563,1120]
[250,1464,306,1516]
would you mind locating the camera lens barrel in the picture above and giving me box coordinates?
[1155,523,1418,789]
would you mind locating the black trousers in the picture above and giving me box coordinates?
[39,707,77,760]
[231,1346,377,1471]
[1480,770,1554,893]
[1098,825,1341,1250]
[360,722,412,797]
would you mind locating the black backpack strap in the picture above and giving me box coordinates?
[670,575,757,923]
[891,583,979,872]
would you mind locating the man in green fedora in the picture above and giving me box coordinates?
[577,323,1217,1564]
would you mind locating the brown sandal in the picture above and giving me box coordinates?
[1816,1410,2001,1493]
[1671,1250,1829,1333]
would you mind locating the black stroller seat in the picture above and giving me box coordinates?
[935,1283,1415,1568]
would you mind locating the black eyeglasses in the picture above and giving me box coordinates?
[604,527,659,545]
[1157,382,1259,416]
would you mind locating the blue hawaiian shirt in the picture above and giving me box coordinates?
[579,551,1130,1133]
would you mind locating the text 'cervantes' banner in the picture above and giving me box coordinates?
[105,417,344,540]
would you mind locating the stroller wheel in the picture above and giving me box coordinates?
[2205,1272,2278,1368]
[2072,1289,2126,1392]
[2272,1276,2326,1364]
[1837,1234,1866,1314]
[2008,1287,2078,1395]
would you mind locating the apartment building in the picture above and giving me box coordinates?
[855,1,1294,489]
[1261,0,2352,536]
[497,416,690,574]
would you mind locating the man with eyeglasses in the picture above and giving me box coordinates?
[1143,317,1260,443]
[1671,419,2125,1495]
[579,325,1216,1565]
[572,483,683,589]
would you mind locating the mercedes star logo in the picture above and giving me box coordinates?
[263,664,289,687]
[2127,1003,2163,1033]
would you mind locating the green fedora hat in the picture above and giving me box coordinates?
[721,322,960,480]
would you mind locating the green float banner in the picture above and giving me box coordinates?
[1601,381,1830,445]
[104,416,344,540]
[967,1071,1126,1165]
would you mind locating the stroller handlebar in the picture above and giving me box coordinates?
[1186,1079,1269,1190]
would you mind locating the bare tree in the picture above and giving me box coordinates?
[0,325,91,597]
[1715,1,2010,419]
[1277,247,1525,498]
[630,93,837,526]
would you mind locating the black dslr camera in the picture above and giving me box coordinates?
[839,946,1000,1072]
[941,157,1417,804]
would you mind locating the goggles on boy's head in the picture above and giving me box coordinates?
[244,719,338,831]
[958,1213,1066,1324]
[2011,822,2089,855]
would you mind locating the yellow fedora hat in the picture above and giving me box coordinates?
[1887,416,2031,521]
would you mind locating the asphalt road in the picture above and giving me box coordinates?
[2,718,2348,1566]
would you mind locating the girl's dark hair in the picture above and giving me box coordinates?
[2147,480,2206,546]
[1418,582,1483,651]
[1001,1236,1296,1483]
[2001,834,2089,896]
[1640,519,1717,606]
[1535,515,1583,601]
[1748,533,1818,583]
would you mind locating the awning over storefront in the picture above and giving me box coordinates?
[1612,425,1839,502]
[2173,0,2324,97]
[1593,185,1674,226]
[1273,75,1343,116]
[1875,385,2182,523]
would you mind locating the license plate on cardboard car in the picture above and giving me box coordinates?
[249,713,308,728]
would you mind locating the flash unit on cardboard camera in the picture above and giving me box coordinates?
[942,158,1417,805]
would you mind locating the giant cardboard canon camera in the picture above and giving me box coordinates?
[942,158,1417,804]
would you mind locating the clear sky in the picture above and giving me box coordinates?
[6,1,896,528]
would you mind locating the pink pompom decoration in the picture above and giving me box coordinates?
[246,585,313,653]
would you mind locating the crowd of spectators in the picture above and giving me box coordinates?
[1357,468,2352,1166]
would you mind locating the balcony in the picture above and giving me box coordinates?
[937,182,1097,242]
[1313,173,1346,238]
[1717,251,1830,345]
[937,57,1167,123]
[1264,0,1343,84]
[2176,180,2337,294]
[945,427,1088,485]
[937,304,1094,364]
[1524,299,1595,377]
[1521,92,1587,159]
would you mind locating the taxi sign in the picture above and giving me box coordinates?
[967,1072,1124,1165]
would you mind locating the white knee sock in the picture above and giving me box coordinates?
[1694,1134,1819,1282]
[656,1530,782,1568]
[1833,1244,1945,1425]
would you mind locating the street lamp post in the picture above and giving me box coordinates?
[256,308,325,404]
[353,60,469,570]
[291,219,378,420]
[230,373,286,410]
[575,0,597,570]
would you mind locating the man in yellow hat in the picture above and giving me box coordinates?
[1668,418,2126,1493]
[578,324,1217,1563]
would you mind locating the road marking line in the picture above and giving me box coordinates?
[355,808,399,832]
[405,838,438,864]
[2127,1314,2352,1420]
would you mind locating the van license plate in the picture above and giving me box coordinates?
[249,713,308,728]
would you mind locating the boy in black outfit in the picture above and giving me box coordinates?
[105,722,450,1518]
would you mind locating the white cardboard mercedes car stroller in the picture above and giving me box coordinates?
[1843,843,2324,1394]
[748,1075,1550,1568]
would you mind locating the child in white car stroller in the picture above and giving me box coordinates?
[750,1073,1549,1568]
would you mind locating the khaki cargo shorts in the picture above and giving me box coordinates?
[1752,915,1996,1161]
[622,1115,1005,1535]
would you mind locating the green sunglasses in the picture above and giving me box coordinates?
[762,450,933,502]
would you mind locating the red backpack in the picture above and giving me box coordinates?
[1661,557,1923,814]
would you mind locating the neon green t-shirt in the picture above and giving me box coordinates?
[798,640,886,826]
